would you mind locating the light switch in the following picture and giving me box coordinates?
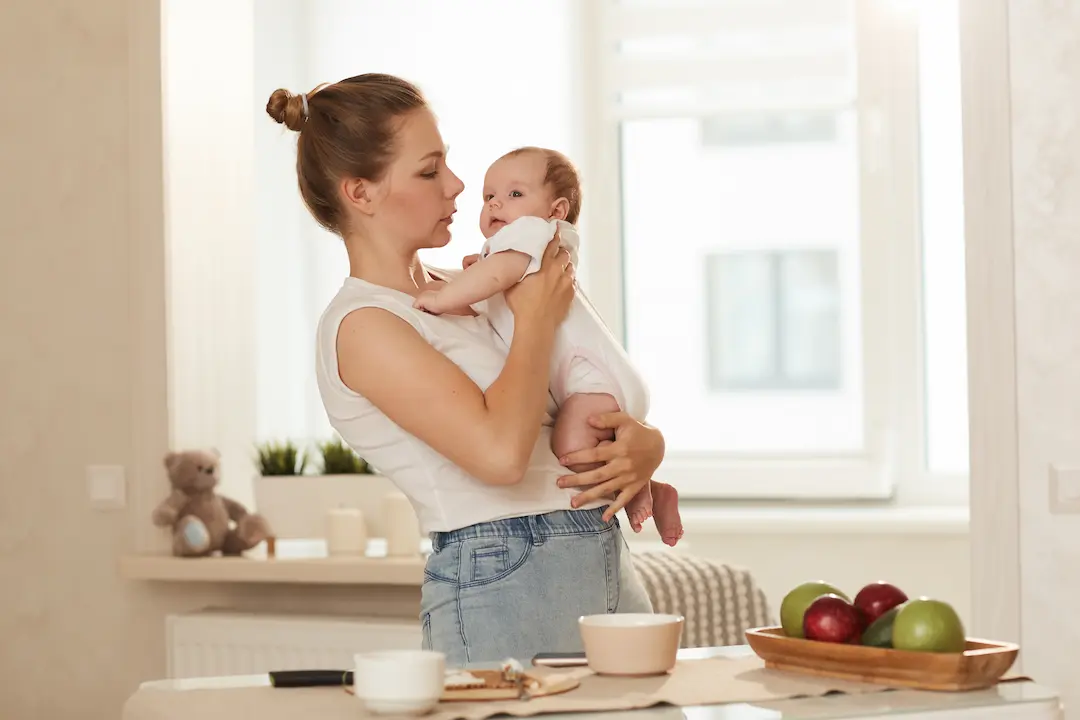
[87,465,126,510]
[1048,464,1080,514]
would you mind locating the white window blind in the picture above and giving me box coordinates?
[606,0,857,119]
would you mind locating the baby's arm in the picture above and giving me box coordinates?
[415,250,531,315]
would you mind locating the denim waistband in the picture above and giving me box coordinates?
[430,507,615,551]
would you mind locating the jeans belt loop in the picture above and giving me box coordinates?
[527,515,544,547]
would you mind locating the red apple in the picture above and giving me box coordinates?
[803,594,868,644]
[853,581,909,624]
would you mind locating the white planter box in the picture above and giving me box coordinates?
[253,473,401,540]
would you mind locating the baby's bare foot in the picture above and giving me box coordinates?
[651,481,684,547]
[623,482,653,533]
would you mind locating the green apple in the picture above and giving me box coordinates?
[892,598,966,653]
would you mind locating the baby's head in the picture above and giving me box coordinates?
[480,147,581,239]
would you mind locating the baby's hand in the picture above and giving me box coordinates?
[414,289,446,315]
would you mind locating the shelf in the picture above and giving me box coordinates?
[120,540,427,586]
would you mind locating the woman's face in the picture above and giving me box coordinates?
[367,108,464,251]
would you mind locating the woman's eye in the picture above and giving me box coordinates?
[421,170,438,179]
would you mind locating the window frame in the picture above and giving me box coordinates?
[576,0,968,505]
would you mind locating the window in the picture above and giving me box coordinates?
[705,249,843,394]
[164,0,967,507]
[579,0,968,502]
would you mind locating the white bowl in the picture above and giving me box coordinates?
[579,613,684,676]
[353,650,445,716]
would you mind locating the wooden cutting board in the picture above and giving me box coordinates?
[440,670,580,702]
[344,670,581,703]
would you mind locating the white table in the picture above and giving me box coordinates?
[130,646,1063,720]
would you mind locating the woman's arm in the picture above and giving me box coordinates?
[336,240,574,486]
[556,412,666,521]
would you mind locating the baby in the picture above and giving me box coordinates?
[414,147,683,546]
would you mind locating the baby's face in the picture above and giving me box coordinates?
[479,154,554,239]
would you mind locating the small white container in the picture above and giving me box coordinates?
[325,507,367,556]
[353,649,445,715]
[382,491,423,557]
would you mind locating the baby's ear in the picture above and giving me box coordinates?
[549,197,570,221]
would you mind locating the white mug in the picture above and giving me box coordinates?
[353,649,445,715]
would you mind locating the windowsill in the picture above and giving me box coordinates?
[668,503,969,536]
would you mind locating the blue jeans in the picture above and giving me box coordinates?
[420,507,654,665]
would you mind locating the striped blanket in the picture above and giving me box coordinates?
[630,552,774,648]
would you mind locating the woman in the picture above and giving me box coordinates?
[266,73,663,665]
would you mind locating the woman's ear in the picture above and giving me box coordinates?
[340,177,378,217]
[549,197,570,221]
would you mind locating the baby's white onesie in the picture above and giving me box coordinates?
[480,216,649,420]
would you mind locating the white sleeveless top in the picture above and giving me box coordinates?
[314,274,605,534]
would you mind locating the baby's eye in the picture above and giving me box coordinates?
[483,193,494,201]
[509,190,523,198]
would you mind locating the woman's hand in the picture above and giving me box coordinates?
[557,412,666,522]
[504,231,574,331]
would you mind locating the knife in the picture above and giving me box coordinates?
[269,669,353,688]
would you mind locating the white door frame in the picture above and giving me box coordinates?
[959,0,1023,665]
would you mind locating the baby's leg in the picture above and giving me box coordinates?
[551,392,655,533]
[650,480,684,546]
[622,480,654,535]
[551,392,619,473]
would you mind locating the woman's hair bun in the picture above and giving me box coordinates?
[266,88,307,132]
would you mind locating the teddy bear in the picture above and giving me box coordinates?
[151,448,272,557]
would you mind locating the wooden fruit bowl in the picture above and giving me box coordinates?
[745,626,1019,691]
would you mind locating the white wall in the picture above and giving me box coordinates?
[1006,0,1080,703]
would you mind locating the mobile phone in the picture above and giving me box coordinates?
[531,651,588,667]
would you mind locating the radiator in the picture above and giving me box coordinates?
[165,610,424,678]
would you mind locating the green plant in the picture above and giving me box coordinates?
[316,436,372,475]
[254,439,308,476]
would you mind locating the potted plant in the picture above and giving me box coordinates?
[252,436,397,541]
[317,436,372,475]
[256,439,309,476]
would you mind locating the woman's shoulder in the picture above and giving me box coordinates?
[318,277,428,340]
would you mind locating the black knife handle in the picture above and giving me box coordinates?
[269,669,354,688]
